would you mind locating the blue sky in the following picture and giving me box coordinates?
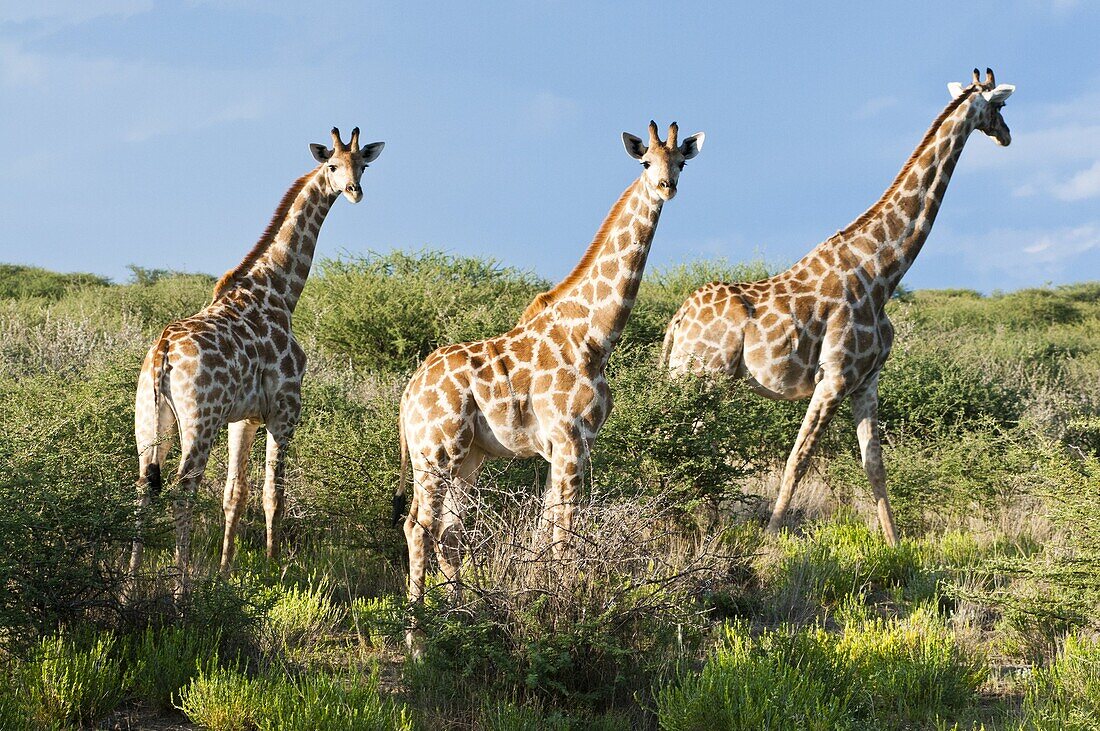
[1,1,1097,292]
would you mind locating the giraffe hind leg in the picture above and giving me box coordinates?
[766,377,846,535]
[220,419,260,574]
[129,380,176,589]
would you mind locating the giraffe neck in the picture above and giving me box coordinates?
[213,169,339,312]
[537,179,664,365]
[812,93,979,305]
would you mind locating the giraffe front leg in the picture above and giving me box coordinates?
[767,376,846,535]
[220,420,260,573]
[262,429,292,562]
[851,374,899,546]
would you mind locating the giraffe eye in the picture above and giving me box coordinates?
[328,165,337,172]
[678,161,686,170]
[641,161,651,169]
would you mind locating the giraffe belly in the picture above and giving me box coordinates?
[471,408,546,460]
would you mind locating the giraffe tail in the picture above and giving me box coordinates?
[659,309,683,368]
[392,409,408,528]
[141,330,172,497]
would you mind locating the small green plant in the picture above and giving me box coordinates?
[263,576,344,656]
[21,632,126,729]
[260,666,413,731]
[350,595,405,647]
[177,664,412,731]
[176,664,264,731]
[766,514,928,620]
[1019,634,1100,730]
[657,611,984,730]
[126,624,221,712]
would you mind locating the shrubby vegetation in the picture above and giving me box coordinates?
[0,253,1097,727]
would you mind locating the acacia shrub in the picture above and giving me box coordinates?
[592,345,802,518]
[0,356,138,644]
[623,258,773,347]
[296,251,547,370]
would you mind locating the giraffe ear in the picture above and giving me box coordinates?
[982,84,1015,103]
[947,82,966,100]
[622,132,648,160]
[680,132,705,160]
[359,141,385,164]
[310,143,333,162]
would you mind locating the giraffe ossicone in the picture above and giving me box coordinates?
[129,127,384,597]
[396,121,704,652]
[662,69,1014,546]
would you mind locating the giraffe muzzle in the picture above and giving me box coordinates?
[343,184,363,203]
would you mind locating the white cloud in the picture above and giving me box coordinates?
[0,41,45,86]
[1051,159,1100,201]
[521,91,578,133]
[853,95,898,120]
[929,223,1100,288]
[0,0,153,25]
[0,40,272,144]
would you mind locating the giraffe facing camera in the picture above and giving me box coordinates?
[396,121,704,653]
[129,127,384,599]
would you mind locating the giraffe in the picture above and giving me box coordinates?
[396,121,704,627]
[129,128,384,593]
[662,69,1014,546]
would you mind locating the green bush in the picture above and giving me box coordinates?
[976,455,1100,659]
[593,347,800,520]
[19,633,127,729]
[830,424,1060,533]
[50,271,215,333]
[288,368,406,557]
[296,250,546,370]
[478,699,632,731]
[657,611,984,730]
[0,357,138,644]
[263,577,343,657]
[175,664,264,731]
[878,348,1024,438]
[0,264,110,301]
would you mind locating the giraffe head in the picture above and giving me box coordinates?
[622,121,704,201]
[948,68,1015,147]
[309,127,385,203]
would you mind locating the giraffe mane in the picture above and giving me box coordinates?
[831,84,979,240]
[210,169,318,302]
[517,179,639,325]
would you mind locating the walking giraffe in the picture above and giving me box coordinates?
[662,69,1014,545]
[396,122,704,623]
[130,128,384,592]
